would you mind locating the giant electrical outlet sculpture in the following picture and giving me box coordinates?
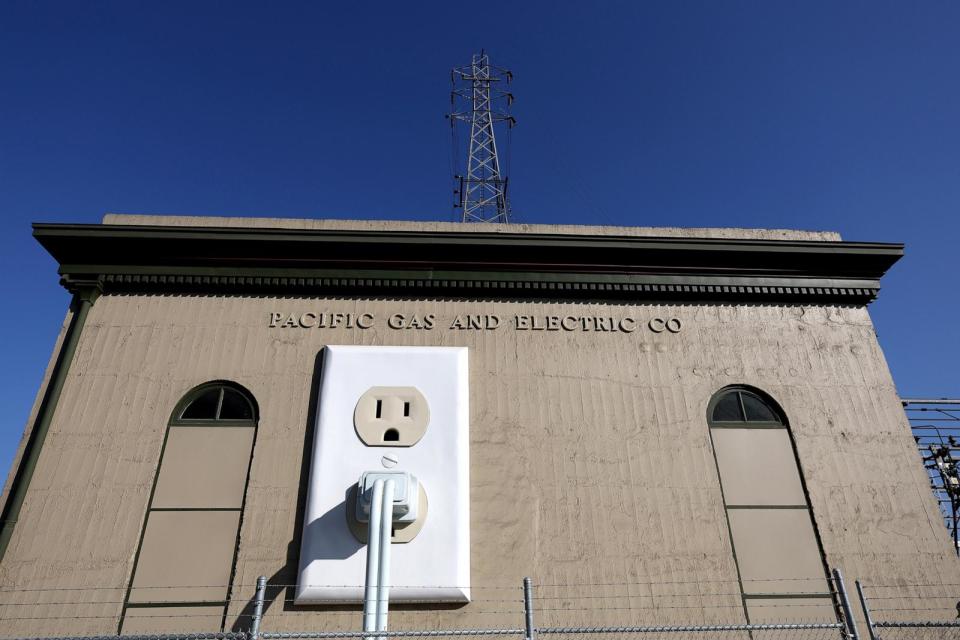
[296,346,470,614]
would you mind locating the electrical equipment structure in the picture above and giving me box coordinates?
[905,398,960,555]
[447,50,516,223]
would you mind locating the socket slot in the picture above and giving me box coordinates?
[354,386,429,447]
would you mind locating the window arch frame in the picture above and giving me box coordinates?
[706,384,786,428]
[170,380,259,426]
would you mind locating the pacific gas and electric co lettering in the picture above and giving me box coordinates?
[268,312,681,333]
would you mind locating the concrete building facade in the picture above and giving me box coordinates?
[0,215,955,637]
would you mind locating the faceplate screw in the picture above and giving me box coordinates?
[382,454,399,468]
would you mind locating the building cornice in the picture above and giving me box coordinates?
[34,223,903,304]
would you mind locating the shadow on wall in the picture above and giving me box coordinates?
[301,491,364,560]
[230,349,325,631]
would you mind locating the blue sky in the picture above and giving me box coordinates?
[1,1,958,478]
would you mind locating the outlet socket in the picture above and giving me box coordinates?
[354,386,429,447]
[297,345,469,604]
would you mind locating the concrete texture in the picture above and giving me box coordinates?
[100,213,844,242]
[0,240,955,634]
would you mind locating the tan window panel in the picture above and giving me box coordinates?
[122,605,227,634]
[152,426,255,509]
[128,511,241,603]
[712,428,806,506]
[745,597,837,624]
[727,508,830,595]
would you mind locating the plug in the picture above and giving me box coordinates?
[355,471,420,523]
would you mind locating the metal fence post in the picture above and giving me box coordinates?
[832,568,861,640]
[250,575,267,640]
[523,577,535,640]
[855,580,878,640]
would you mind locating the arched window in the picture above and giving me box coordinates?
[176,384,256,422]
[121,382,258,634]
[707,386,835,623]
[709,387,782,424]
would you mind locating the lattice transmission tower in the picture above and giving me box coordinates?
[447,50,516,223]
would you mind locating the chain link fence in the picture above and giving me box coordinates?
[0,572,857,640]
[7,569,960,640]
[855,579,960,640]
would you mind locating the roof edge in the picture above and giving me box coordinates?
[34,221,902,305]
[100,213,845,243]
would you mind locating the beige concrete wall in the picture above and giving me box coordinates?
[0,294,955,636]
[0,306,73,512]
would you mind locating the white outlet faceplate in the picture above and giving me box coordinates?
[295,346,470,603]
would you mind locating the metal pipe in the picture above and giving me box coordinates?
[250,575,268,640]
[262,630,524,639]
[832,568,861,640]
[523,577,535,640]
[536,623,846,635]
[258,623,844,640]
[902,398,960,405]
[363,479,385,636]
[37,635,250,640]
[875,621,960,628]
[376,479,396,639]
[855,580,877,640]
